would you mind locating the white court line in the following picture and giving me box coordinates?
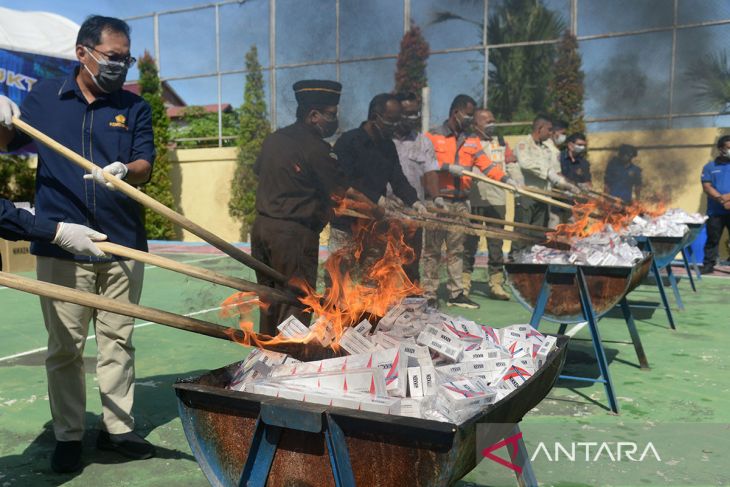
[565,322,587,337]
[0,305,223,363]
[0,254,230,291]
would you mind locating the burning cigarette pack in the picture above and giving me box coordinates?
[277,315,310,339]
[352,319,373,335]
[339,328,377,355]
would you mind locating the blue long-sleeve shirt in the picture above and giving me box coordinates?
[0,199,57,242]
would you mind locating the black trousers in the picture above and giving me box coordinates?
[703,214,730,267]
[251,215,320,337]
[463,205,506,275]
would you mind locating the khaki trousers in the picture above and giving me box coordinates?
[36,256,144,441]
[421,200,469,300]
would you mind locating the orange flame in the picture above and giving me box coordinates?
[221,217,420,351]
[548,197,667,242]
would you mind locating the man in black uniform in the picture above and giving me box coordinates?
[252,80,347,336]
[329,93,427,252]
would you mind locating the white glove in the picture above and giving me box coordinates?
[0,95,20,128]
[412,201,429,215]
[447,164,464,176]
[546,167,563,186]
[432,196,448,210]
[83,161,128,190]
[52,222,107,257]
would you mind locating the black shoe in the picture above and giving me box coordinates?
[426,298,439,309]
[51,440,82,473]
[700,265,715,275]
[447,293,480,309]
[97,430,156,460]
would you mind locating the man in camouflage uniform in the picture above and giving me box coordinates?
[512,114,579,255]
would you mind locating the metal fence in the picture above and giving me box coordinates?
[123,0,730,146]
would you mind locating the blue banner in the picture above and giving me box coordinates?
[0,48,77,105]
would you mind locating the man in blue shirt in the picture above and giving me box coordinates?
[604,144,642,203]
[700,135,730,274]
[0,15,156,472]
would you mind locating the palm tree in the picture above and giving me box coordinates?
[688,50,730,113]
[431,0,565,123]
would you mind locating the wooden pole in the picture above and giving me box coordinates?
[0,271,343,362]
[461,169,574,210]
[0,271,245,342]
[11,117,290,287]
[95,242,300,306]
[429,207,551,233]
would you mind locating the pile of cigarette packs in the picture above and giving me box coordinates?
[226,298,558,424]
[517,226,644,267]
[626,211,693,238]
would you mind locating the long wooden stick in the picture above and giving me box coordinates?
[0,271,343,362]
[95,242,300,306]
[12,117,289,287]
[429,207,551,233]
[461,169,574,210]
[0,271,245,342]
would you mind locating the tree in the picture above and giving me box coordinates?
[548,31,586,134]
[0,154,35,202]
[395,23,430,97]
[432,0,564,129]
[229,45,270,240]
[688,50,730,112]
[138,51,176,240]
[172,107,239,148]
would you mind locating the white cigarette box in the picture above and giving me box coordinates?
[358,395,401,415]
[277,315,310,338]
[535,335,557,368]
[408,366,424,398]
[372,346,408,397]
[436,363,468,377]
[462,348,503,361]
[421,366,438,396]
[353,319,373,336]
[419,334,463,362]
[496,365,533,390]
[443,319,485,342]
[481,326,501,346]
[400,343,432,367]
[398,398,423,417]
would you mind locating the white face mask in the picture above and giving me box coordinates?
[553,134,566,145]
[724,148,730,158]
[573,144,586,154]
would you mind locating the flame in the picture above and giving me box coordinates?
[548,196,667,242]
[221,217,420,352]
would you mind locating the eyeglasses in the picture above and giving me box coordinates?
[84,46,136,68]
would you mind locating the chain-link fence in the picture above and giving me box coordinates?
[123,0,730,145]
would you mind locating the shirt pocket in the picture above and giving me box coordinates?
[97,125,134,163]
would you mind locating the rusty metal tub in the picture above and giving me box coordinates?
[173,336,568,487]
[504,255,652,324]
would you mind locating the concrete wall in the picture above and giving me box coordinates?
[168,147,241,243]
[170,126,729,256]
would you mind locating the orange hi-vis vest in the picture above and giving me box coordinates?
[426,124,507,200]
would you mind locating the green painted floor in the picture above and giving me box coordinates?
[0,254,728,486]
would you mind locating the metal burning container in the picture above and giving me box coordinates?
[173,336,568,487]
[504,255,652,323]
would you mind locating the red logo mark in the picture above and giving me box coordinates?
[481,431,523,474]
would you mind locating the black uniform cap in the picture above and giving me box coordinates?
[293,79,342,106]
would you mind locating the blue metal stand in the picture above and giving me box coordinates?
[681,247,699,290]
[239,401,356,487]
[507,425,538,487]
[528,266,619,414]
[636,238,678,329]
